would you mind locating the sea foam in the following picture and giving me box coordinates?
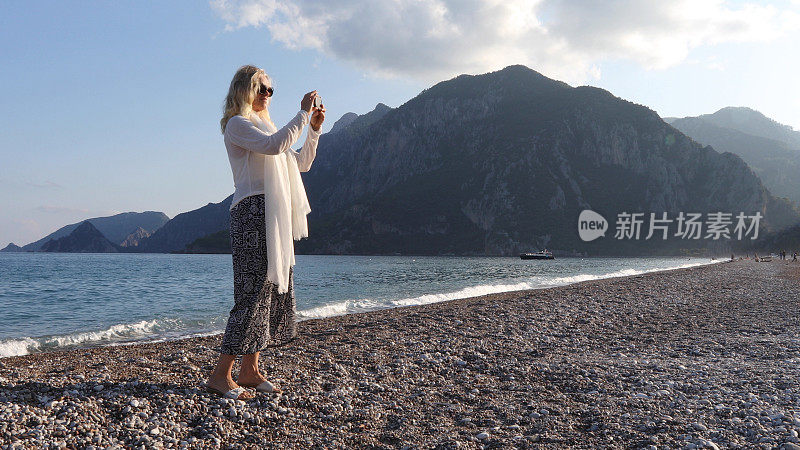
[1,318,169,357]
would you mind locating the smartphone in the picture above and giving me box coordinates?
[313,95,322,109]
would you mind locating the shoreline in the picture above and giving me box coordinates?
[2,260,799,448]
[0,257,719,359]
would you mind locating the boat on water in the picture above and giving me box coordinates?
[519,250,554,260]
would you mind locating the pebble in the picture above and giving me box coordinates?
[697,439,719,449]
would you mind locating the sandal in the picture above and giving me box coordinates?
[239,380,281,393]
[204,385,253,400]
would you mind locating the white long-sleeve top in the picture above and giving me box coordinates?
[225,110,321,211]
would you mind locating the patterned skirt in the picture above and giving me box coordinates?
[219,194,297,355]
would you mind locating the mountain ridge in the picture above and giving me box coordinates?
[40,221,121,253]
[295,65,797,255]
[19,211,170,252]
[692,107,800,149]
[134,196,233,253]
[668,108,800,203]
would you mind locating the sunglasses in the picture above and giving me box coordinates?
[257,83,274,97]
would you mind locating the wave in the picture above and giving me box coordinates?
[0,337,42,358]
[296,298,384,320]
[539,260,713,286]
[0,318,221,358]
[296,259,719,320]
[2,258,718,358]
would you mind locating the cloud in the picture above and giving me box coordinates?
[25,180,63,189]
[211,0,800,84]
[35,205,90,214]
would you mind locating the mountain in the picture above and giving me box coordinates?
[668,108,800,203]
[736,224,800,254]
[329,112,358,134]
[120,227,152,248]
[177,229,231,254]
[21,211,169,251]
[134,196,232,253]
[289,65,798,256]
[327,103,393,137]
[0,243,23,252]
[676,107,800,149]
[40,221,121,253]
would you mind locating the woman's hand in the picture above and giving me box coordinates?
[301,91,317,115]
[310,105,325,132]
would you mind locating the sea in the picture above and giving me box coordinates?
[0,253,718,357]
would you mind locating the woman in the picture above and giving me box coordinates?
[205,65,325,400]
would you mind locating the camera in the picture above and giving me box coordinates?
[313,95,322,109]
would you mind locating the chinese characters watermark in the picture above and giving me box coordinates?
[578,210,762,242]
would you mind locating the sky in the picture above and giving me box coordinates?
[1,0,799,247]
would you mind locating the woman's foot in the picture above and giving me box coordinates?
[205,375,254,400]
[237,372,281,393]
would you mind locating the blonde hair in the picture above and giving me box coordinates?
[220,65,275,133]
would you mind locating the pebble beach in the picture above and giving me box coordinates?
[2,260,800,449]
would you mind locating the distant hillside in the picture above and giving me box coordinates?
[40,221,121,253]
[329,112,358,134]
[332,103,392,137]
[668,108,800,203]
[736,224,800,254]
[177,229,231,254]
[134,196,232,253]
[0,243,23,252]
[21,211,169,251]
[120,227,151,248]
[681,107,800,149]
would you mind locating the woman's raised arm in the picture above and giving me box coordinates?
[292,126,321,172]
[225,111,309,155]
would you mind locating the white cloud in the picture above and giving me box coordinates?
[211,0,800,84]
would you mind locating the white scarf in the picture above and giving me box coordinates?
[249,113,311,294]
